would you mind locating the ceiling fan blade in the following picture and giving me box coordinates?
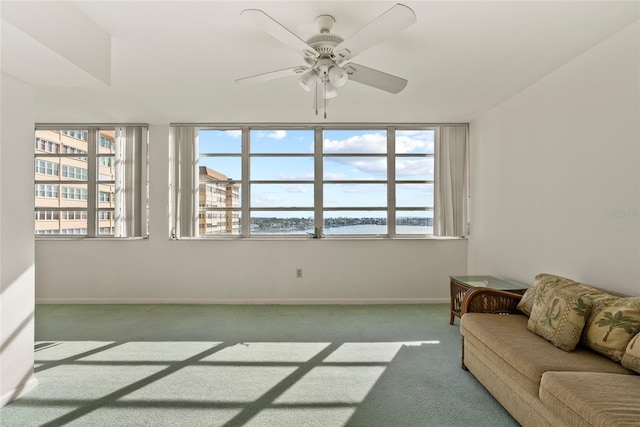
[345,63,408,94]
[235,66,308,85]
[241,9,319,60]
[333,4,416,63]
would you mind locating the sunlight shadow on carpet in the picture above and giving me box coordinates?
[1,304,518,426]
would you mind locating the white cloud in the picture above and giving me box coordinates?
[324,172,348,180]
[325,157,387,178]
[396,130,434,154]
[276,172,314,180]
[225,130,242,138]
[267,130,287,140]
[397,183,433,192]
[252,193,284,206]
[281,184,309,193]
[334,184,385,194]
[323,133,386,154]
[396,135,434,154]
[396,158,433,178]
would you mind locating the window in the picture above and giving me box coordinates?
[171,125,464,239]
[35,184,59,198]
[250,129,314,235]
[61,186,88,200]
[62,130,88,141]
[35,138,60,154]
[62,210,88,220]
[99,211,112,220]
[34,126,148,238]
[197,130,242,235]
[323,129,388,236]
[35,159,59,177]
[100,135,112,149]
[99,191,111,202]
[35,210,59,221]
[395,130,434,235]
[61,165,88,180]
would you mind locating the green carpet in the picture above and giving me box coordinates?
[1,304,518,426]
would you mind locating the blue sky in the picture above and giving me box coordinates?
[198,129,434,218]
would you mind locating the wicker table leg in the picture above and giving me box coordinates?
[450,278,470,325]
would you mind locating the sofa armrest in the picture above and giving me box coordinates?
[461,288,524,315]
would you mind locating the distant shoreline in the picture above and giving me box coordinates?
[252,224,434,235]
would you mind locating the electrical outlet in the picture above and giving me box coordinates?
[296,268,303,278]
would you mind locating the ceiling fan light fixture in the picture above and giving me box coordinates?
[237,4,417,118]
[328,66,348,88]
[298,69,318,93]
[323,80,338,99]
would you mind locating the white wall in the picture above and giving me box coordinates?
[0,74,38,407]
[468,21,640,295]
[35,125,467,303]
[35,239,467,303]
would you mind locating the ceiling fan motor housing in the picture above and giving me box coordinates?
[304,14,345,64]
[304,33,344,63]
[315,14,335,33]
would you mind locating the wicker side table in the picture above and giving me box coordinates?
[449,275,528,325]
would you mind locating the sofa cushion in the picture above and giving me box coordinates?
[621,333,640,373]
[460,313,631,398]
[527,282,609,351]
[517,273,577,316]
[582,297,640,361]
[540,371,640,427]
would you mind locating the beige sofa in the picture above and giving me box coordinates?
[459,274,640,427]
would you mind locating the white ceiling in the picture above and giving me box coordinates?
[2,1,638,124]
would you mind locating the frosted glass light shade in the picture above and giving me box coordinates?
[298,70,318,92]
[323,81,338,98]
[328,66,348,88]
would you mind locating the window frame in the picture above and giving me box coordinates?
[248,128,316,237]
[34,124,149,239]
[174,124,446,240]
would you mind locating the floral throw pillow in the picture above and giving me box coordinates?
[582,297,640,362]
[517,273,578,316]
[527,283,604,351]
[621,333,640,374]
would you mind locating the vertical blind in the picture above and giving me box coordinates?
[171,126,199,238]
[433,126,468,237]
[114,126,146,237]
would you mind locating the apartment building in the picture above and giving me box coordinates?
[34,129,116,235]
[198,166,241,235]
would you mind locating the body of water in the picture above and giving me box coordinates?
[325,224,433,235]
[253,224,433,235]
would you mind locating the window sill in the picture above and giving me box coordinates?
[171,235,466,241]
[35,236,149,241]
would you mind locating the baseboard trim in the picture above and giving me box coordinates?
[0,377,38,408]
[36,297,449,305]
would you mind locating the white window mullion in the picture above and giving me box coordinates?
[314,127,323,238]
[139,128,149,238]
[387,127,396,238]
[87,128,97,237]
[193,130,200,237]
[241,126,250,238]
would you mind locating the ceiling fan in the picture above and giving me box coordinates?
[235,3,417,118]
